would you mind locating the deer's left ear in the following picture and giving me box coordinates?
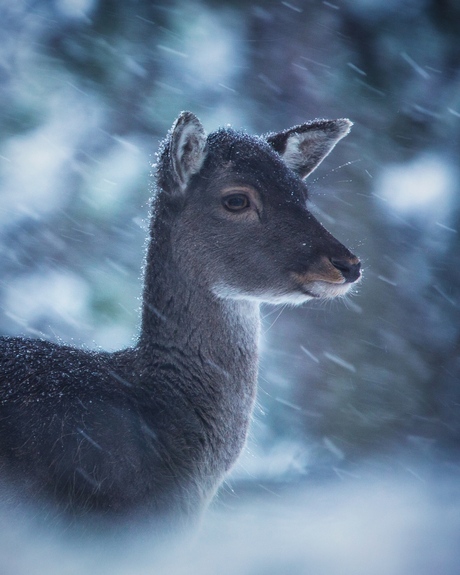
[266,119,352,179]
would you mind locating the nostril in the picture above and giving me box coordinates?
[330,258,361,283]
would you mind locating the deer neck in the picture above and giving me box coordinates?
[137,202,260,466]
[139,202,260,353]
[139,247,260,368]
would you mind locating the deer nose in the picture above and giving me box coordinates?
[330,257,361,283]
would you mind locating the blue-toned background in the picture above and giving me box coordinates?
[1,1,459,573]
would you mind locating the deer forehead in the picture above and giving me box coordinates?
[200,139,309,204]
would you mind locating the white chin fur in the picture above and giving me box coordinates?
[213,281,353,305]
[307,281,354,299]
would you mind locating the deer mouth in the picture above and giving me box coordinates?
[300,279,355,299]
[292,271,360,300]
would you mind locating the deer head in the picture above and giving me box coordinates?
[154,112,361,304]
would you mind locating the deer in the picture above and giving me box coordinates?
[0,112,361,529]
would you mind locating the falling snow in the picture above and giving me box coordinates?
[1,0,460,573]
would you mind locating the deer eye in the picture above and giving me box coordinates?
[222,194,250,212]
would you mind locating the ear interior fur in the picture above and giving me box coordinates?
[170,111,207,193]
[267,119,352,178]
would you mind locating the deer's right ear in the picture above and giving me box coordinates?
[266,119,352,179]
[161,111,208,195]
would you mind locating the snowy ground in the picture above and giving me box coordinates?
[1,457,459,575]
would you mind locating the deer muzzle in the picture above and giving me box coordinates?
[291,254,361,299]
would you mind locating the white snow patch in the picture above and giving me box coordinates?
[0,92,102,225]
[5,271,90,329]
[55,0,95,19]
[81,139,147,214]
[374,154,454,217]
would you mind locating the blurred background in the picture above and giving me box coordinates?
[1,0,459,573]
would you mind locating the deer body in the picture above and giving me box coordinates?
[0,113,360,525]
